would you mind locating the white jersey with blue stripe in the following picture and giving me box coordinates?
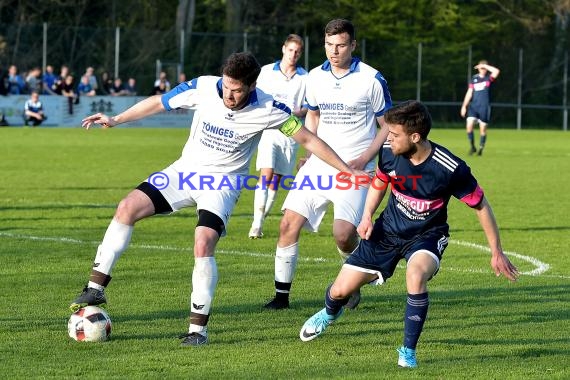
[25,99,43,113]
[161,75,292,174]
[255,61,308,147]
[305,57,391,171]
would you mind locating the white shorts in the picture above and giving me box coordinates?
[281,159,368,233]
[146,160,241,235]
[255,129,299,176]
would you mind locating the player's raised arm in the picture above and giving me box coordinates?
[82,94,165,129]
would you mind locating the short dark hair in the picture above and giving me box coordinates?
[384,100,432,140]
[324,19,355,41]
[284,34,304,48]
[221,52,261,86]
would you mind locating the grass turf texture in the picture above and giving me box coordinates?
[1,127,569,379]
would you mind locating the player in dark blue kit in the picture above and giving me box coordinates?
[299,100,518,368]
[461,60,500,156]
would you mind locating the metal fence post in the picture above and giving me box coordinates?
[180,29,185,77]
[304,35,309,71]
[361,38,366,63]
[42,23,47,74]
[517,48,523,130]
[467,45,472,84]
[562,52,568,131]
[243,32,248,52]
[416,42,422,101]
[114,27,120,79]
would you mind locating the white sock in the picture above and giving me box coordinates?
[275,242,299,286]
[189,257,218,334]
[263,189,278,218]
[88,219,133,290]
[251,188,268,228]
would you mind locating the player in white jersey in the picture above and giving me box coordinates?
[249,34,308,239]
[69,52,368,347]
[264,19,392,310]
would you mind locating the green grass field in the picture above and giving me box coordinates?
[1,127,569,379]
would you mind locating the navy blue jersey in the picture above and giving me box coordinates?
[469,73,494,108]
[374,141,484,240]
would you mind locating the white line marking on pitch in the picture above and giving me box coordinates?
[0,232,564,279]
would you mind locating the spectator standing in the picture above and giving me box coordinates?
[110,78,127,96]
[77,75,96,97]
[7,65,25,95]
[124,77,137,96]
[62,75,78,114]
[85,67,99,93]
[25,67,43,94]
[42,65,58,95]
[52,65,70,95]
[151,79,168,95]
[154,71,171,92]
[177,72,187,85]
[98,71,113,95]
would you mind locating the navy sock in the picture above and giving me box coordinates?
[467,132,475,147]
[403,292,429,349]
[480,135,487,148]
[324,285,348,316]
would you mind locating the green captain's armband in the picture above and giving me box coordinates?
[279,115,302,137]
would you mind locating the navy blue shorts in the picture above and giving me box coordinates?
[467,105,491,124]
[345,229,449,283]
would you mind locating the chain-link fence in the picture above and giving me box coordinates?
[1,23,568,129]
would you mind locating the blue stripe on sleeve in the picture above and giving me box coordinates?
[273,100,291,115]
[374,72,392,117]
[161,78,198,111]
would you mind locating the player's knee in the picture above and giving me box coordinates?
[334,233,358,253]
[405,268,430,291]
[279,214,300,236]
[193,232,219,257]
[329,282,352,299]
[114,197,139,224]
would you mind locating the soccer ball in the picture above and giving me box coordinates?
[68,306,112,342]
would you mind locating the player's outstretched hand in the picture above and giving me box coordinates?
[81,113,115,130]
[491,252,519,282]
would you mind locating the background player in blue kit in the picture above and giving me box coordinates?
[460,60,500,156]
[299,100,518,368]
[69,52,367,347]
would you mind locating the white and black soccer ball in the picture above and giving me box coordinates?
[68,306,112,342]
